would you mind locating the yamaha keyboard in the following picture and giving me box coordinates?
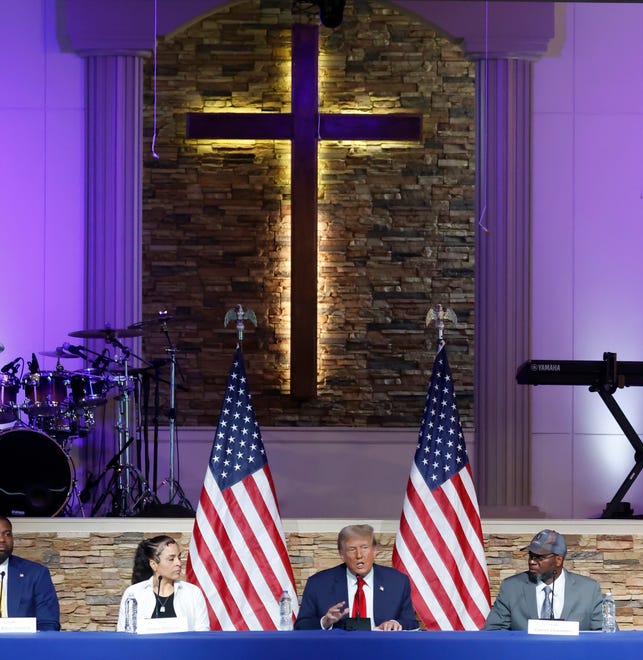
[517,352,643,518]
[516,356,643,388]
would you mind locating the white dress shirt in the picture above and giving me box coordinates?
[536,569,566,620]
[321,568,376,630]
[116,577,210,631]
[346,568,374,628]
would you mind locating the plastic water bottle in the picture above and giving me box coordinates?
[278,589,293,631]
[601,590,616,633]
[124,596,138,633]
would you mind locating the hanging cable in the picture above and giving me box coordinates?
[478,0,489,232]
[151,0,160,159]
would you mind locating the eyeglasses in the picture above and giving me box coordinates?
[528,552,555,562]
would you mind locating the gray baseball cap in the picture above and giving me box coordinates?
[521,529,567,557]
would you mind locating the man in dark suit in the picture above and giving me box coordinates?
[294,524,417,631]
[0,516,60,630]
[484,529,603,630]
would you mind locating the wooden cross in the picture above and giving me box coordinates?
[186,23,422,399]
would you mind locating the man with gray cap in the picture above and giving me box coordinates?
[484,529,603,630]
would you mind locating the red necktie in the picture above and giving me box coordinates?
[352,576,367,618]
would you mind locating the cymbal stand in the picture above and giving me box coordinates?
[101,334,157,515]
[89,436,158,516]
[159,319,193,510]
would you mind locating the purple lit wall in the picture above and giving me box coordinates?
[532,3,643,517]
[0,0,84,372]
[0,0,85,504]
[4,1,643,519]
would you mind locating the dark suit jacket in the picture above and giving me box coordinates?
[7,555,60,631]
[484,569,602,631]
[294,563,417,630]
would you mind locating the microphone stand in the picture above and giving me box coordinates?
[158,319,193,512]
[93,334,159,516]
[0,570,4,617]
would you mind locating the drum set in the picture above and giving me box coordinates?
[0,315,192,518]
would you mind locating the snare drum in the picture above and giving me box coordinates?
[0,427,73,517]
[22,370,71,416]
[0,373,19,423]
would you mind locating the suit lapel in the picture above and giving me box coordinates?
[522,575,539,621]
[372,565,384,623]
[334,565,349,608]
[561,570,576,621]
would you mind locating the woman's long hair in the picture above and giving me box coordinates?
[131,535,176,584]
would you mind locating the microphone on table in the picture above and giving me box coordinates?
[155,575,163,614]
[549,569,557,620]
[0,570,5,617]
[0,358,20,374]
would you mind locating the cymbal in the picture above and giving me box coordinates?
[128,313,190,330]
[69,327,143,339]
[39,349,81,359]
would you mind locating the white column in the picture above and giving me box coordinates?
[80,52,147,505]
[473,59,540,516]
[84,53,144,341]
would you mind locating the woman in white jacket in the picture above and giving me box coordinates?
[117,535,210,631]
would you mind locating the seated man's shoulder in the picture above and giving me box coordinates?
[566,570,600,588]
[11,555,48,572]
[373,564,409,581]
[499,571,530,587]
[310,564,343,579]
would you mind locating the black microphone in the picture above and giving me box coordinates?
[549,569,557,620]
[91,348,109,372]
[62,342,88,358]
[0,358,20,374]
[158,575,162,594]
[28,352,40,374]
[0,570,5,617]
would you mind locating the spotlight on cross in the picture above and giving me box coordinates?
[315,0,346,28]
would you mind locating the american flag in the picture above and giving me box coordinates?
[186,346,297,630]
[392,344,490,630]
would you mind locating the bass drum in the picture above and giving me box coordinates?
[0,428,72,517]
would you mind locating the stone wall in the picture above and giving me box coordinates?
[141,0,476,427]
[13,520,643,631]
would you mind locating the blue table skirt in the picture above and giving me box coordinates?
[1,630,642,660]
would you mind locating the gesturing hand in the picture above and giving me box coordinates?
[322,601,349,629]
